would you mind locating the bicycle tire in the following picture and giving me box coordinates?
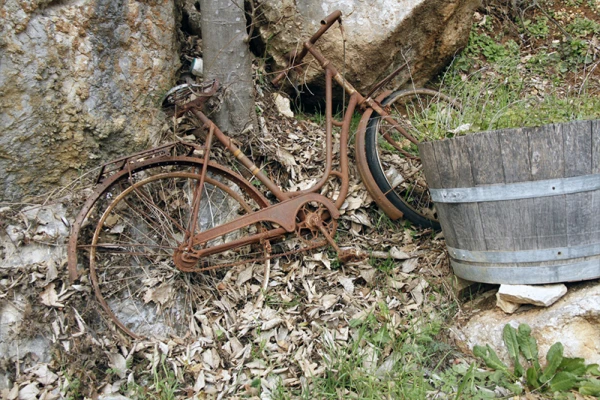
[364,88,461,229]
[76,158,270,340]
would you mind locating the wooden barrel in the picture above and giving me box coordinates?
[418,119,600,284]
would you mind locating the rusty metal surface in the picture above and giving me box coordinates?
[67,9,439,339]
[67,155,270,282]
[354,91,404,220]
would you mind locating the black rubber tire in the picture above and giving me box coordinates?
[365,88,460,230]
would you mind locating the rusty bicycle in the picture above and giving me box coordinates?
[68,10,459,339]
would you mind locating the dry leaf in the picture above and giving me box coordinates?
[236,265,254,286]
[359,267,376,284]
[40,283,64,307]
[338,276,354,294]
[33,364,58,385]
[18,383,39,400]
[275,148,297,167]
[143,284,173,305]
[320,294,338,310]
[106,352,127,379]
[402,258,419,273]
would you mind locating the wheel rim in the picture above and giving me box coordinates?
[89,171,264,340]
[371,90,461,226]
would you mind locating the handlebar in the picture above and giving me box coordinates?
[272,10,342,85]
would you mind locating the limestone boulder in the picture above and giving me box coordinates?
[454,282,600,365]
[255,0,480,96]
[0,0,180,201]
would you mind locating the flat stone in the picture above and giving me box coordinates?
[495,293,520,314]
[273,93,294,118]
[454,281,600,365]
[498,283,567,307]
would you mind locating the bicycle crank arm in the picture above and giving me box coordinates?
[185,192,340,254]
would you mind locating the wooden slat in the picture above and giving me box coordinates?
[593,120,600,173]
[563,120,592,177]
[529,124,567,249]
[467,131,511,251]
[591,120,600,244]
[419,142,456,245]
[418,119,600,285]
[499,127,537,251]
[418,142,441,188]
[563,120,594,246]
[452,135,485,251]
[428,139,459,248]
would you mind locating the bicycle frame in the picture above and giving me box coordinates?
[175,11,418,255]
[67,10,418,281]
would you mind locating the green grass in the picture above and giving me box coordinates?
[271,307,457,399]
[122,356,180,400]
[401,13,600,140]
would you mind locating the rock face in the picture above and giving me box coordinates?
[0,0,179,201]
[255,0,479,96]
[455,282,600,365]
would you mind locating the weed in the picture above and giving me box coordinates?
[62,376,82,400]
[124,355,179,400]
[524,16,551,38]
[466,31,517,63]
[566,17,600,37]
[369,255,397,273]
[473,323,600,396]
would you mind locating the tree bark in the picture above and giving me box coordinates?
[200,0,257,137]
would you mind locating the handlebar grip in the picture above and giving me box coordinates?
[271,10,342,86]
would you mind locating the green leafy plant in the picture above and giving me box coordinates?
[524,17,550,38]
[474,323,600,396]
[567,17,600,36]
[467,32,514,62]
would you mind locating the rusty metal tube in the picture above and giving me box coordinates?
[186,124,214,248]
[272,10,342,85]
[334,93,358,208]
[192,109,291,201]
[287,68,335,197]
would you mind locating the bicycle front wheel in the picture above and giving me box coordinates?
[88,167,269,340]
[365,89,461,229]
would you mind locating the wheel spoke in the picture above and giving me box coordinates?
[85,166,268,340]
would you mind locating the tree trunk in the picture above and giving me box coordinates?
[200,0,257,137]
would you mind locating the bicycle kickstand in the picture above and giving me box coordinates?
[317,225,366,263]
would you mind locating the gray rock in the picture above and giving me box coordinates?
[497,283,567,310]
[455,282,600,365]
[256,0,479,95]
[0,0,179,200]
[495,293,520,314]
[0,295,52,365]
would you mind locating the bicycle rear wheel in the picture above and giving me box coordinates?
[82,160,269,340]
[365,89,461,229]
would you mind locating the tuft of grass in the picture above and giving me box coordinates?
[123,355,179,400]
[407,17,600,141]
[271,303,462,399]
